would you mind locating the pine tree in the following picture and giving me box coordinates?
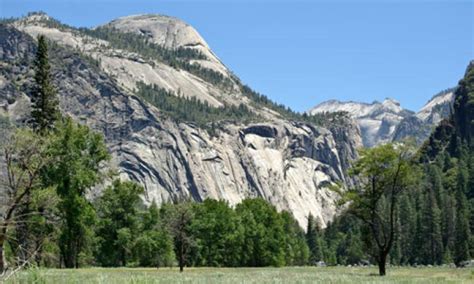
[441,192,457,258]
[428,165,445,208]
[420,186,443,264]
[306,214,323,264]
[13,35,61,265]
[453,161,471,266]
[390,207,402,265]
[413,192,425,264]
[398,193,416,265]
[31,35,59,132]
[468,153,474,199]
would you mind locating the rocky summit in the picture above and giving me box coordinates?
[309,90,454,147]
[0,12,364,228]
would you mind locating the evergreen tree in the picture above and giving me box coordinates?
[454,161,471,266]
[468,153,474,199]
[343,227,365,265]
[306,214,323,264]
[31,35,59,132]
[428,165,445,208]
[442,192,457,257]
[420,186,443,264]
[13,34,62,266]
[390,207,402,266]
[398,193,416,264]
[281,211,309,266]
[413,193,425,264]
[438,161,458,256]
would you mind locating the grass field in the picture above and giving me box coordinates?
[5,266,474,284]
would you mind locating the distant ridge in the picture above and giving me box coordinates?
[309,91,455,147]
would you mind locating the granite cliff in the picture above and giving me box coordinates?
[0,13,363,228]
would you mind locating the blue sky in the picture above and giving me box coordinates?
[1,0,473,112]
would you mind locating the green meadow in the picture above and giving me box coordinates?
[5,266,473,284]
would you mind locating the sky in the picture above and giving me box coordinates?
[1,0,473,112]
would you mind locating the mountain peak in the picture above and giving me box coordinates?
[101,13,225,75]
[0,19,364,228]
[382,97,400,105]
[309,92,454,147]
[20,11,52,23]
[103,13,209,50]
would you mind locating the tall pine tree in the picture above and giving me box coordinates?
[454,160,471,266]
[420,185,443,264]
[13,34,61,266]
[306,214,323,264]
[398,193,416,265]
[31,35,59,132]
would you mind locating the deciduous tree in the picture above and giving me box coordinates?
[337,143,416,276]
[0,129,51,272]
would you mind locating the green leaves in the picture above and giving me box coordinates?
[133,230,174,267]
[95,180,145,267]
[41,117,109,268]
[236,198,287,267]
[191,199,240,267]
[337,143,416,275]
[45,117,109,196]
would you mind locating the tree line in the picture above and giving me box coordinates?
[1,128,308,272]
[0,120,309,270]
[80,26,234,89]
[305,145,472,274]
[304,63,474,275]
[0,35,308,273]
[135,82,257,132]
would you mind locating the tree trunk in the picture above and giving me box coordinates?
[378,252,387,276]
[34,239,43,266]
[122,249,126,267]
[62,244,75,268]
[179,241,184,273]
[0,238,6,273]
[15,193,31,265]
[75,248,79,269]
[64,253,74,268]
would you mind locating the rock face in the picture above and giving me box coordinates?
[103,14,227,76]
[310,98,414,147]
[309,91,454,147]
[416,91,454,125]
[0,13,363,228]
